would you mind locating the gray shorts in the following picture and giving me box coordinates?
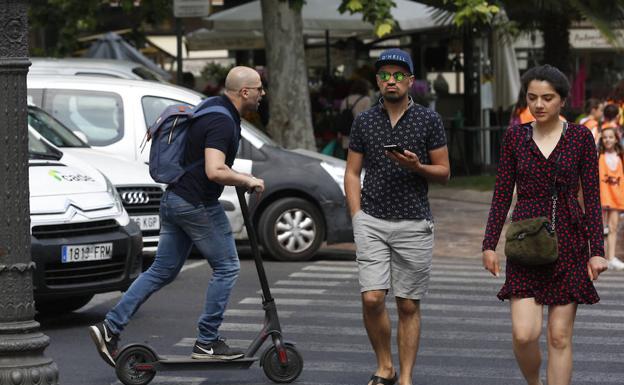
[353,210,434,300]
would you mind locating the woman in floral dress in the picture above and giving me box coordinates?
[482,65,608,385]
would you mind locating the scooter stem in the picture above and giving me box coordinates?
[235,187,274,303]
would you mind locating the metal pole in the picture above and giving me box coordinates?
[325,29,330,78]
[0,1,59,384]
[176,17,183,85]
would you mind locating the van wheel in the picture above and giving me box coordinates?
[258,198,325,262]
[35,294,94,314]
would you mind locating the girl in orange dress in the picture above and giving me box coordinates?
[598,127,624,270]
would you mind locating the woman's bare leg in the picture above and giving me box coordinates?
[546,303,577,385]
[511,297,544,385]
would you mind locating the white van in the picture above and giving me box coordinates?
[28,129,143,313]
[30,57,168,83]
[27,105,164,252]
[28,75,353,261]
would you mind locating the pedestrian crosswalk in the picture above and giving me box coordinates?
[119,257,624,385]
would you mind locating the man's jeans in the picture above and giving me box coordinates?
[106,190,240,343]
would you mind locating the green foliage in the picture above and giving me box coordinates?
[442,0,499,26]
[339,0,397,37]
[29,0,172,57]
[200,62,233,84]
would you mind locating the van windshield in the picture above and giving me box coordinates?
[29,131,63,160]
[28,107,88,148]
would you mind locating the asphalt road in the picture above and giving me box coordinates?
[37,249,624,385]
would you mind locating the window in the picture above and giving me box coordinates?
[27,89,43,107]
[28,107,88,148]
[141,96,192,129]
[43,89,124,147]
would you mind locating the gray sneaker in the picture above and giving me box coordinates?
[88,322,119,367]
[191,339,244,360]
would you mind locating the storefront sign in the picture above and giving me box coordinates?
[174,0,210,18]
[569,29,624,49]
[514,29,624,50]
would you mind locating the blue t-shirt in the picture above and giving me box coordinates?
[349,98,447,220]
[170,96,241,205]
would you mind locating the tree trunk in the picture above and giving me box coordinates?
[260,0,316,150]
[540,10,571,75]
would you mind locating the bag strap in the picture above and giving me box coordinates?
[182,104,236,173]
[550,121,568,231]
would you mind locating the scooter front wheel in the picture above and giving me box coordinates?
[261,344,303,383]
[115,346,157,385]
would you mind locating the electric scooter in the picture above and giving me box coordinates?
[113,187,303,385]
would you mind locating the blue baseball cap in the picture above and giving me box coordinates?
[375,49,414,74]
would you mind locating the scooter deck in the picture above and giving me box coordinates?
[149,356,257,371]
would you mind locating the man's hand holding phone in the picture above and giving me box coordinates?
[383,144,405,154]
[384,144,422,171]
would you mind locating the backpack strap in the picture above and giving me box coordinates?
[182,104,236,172]
[192,105,234,122]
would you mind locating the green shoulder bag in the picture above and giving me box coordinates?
[504,122,566,266]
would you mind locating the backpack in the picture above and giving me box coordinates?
[333,95,365,135]
[143,97,234,184]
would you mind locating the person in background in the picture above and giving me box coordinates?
[482,65,608,385]
[597,127,624,271]
[509,88,534,126]
[337,78,372,156]
[578,98,605,145]
[601,103,621,137]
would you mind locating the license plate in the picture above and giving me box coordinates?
[131,215,160,231]
[61,243,113,263]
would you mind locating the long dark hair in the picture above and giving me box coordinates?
[598,127,623,156]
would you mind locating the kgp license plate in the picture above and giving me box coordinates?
[61,243,113,263]
[131,215,160,231]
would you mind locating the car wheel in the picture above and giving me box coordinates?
[35,294,94,314]
[258,198,325,261]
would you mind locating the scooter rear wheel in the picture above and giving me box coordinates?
[115,346,157,385]
[261,344,303,383]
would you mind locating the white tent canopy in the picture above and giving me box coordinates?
[492,11,521,110]
[188,0,449,51]
[203,0,448,34]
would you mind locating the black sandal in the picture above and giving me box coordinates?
[368,371,398,385]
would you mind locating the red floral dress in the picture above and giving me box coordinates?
[482,123,604,305]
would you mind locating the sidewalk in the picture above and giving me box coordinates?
[324,187,494,260]
[428,187,493,259]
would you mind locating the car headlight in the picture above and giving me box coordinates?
[320,161,346,196]
[105,176,130,226]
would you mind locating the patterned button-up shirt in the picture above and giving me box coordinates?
[349,98,447,220]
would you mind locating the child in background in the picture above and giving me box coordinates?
[602,104,622,142]
[598,127,624,271]
[579,98,605,145]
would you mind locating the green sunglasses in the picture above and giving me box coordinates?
[377,71,412,82]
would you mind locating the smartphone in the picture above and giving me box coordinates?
[383,144,405,154]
